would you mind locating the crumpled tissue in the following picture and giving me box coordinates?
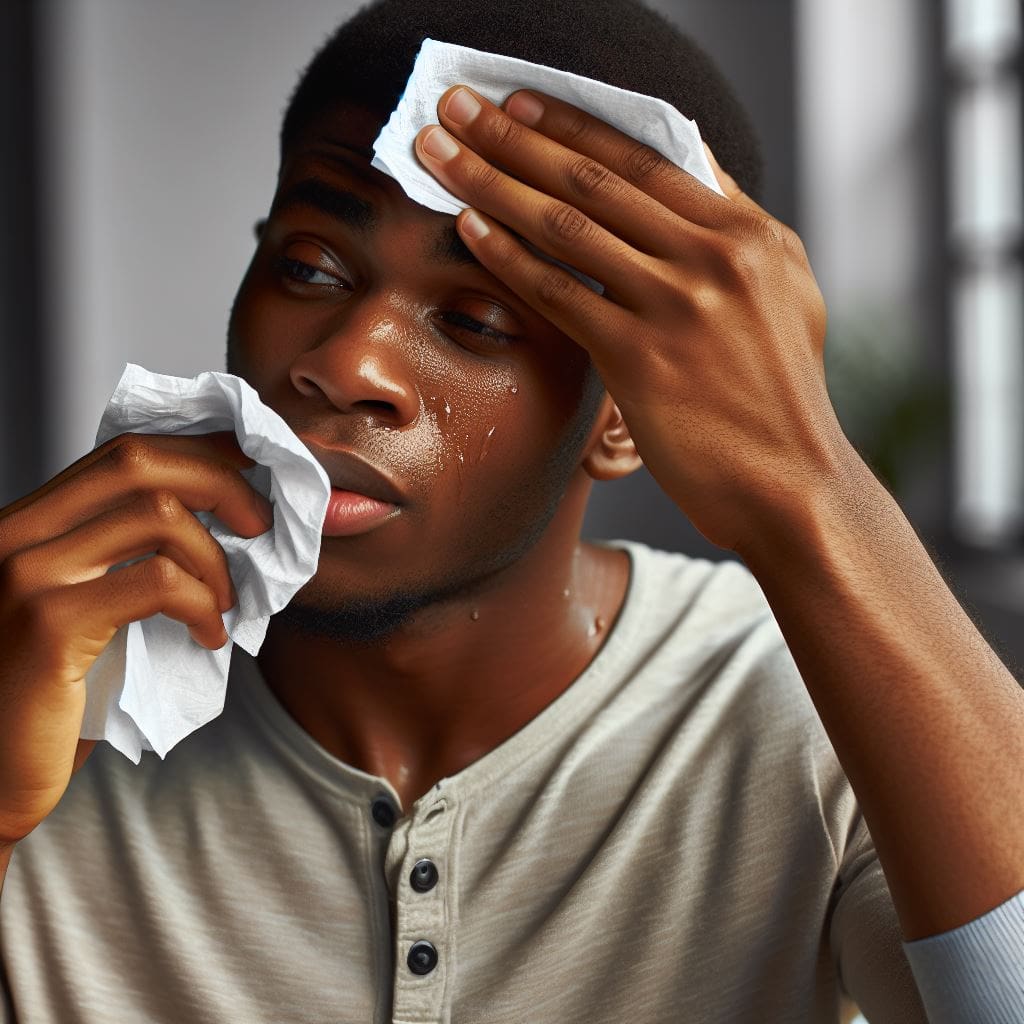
[371,37,724,217]
[81,364,330,763]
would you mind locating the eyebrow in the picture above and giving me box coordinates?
[273,174,482,269]
[273,178,377,232]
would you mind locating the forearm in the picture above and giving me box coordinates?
[739,445,1024,940]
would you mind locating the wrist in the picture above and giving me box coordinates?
[734,438,894,580]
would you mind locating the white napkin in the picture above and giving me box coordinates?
[81,364,331,762]
[371,37,724,217]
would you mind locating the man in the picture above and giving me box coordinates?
[0,1,1022,1021]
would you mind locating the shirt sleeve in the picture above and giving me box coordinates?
[902,889,1024,1024]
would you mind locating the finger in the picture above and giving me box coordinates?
[1,434,273,554]
[701,141,766,216]
[499,88,741,232]
[448,206,632,369]
[2,490,237,612]
[72,739,97,775]
[35,554,230,662]
[2,432,254,518]
[434,85,705,261]
[416,122,668,309]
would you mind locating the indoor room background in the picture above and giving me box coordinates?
[2,0,1022,677]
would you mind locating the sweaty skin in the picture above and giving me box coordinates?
[0,84,1021,950]
[228,103,637,807]
[406,84,1024,940]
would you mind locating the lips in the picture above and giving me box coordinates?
[298,437,407,505]
[298,437,407,537]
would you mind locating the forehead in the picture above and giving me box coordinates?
[276,104,479,269]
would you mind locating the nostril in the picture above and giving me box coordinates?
[357,399,398,416]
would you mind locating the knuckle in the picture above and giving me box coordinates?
[624,143,669,185]
[108,435,154,478]
[0,549,33,597]
[780,223,809,260]
[754,213,787,248]
[144,489,182,525]
[560,109,591,147]
[725,241,762,287]
[487,114,523,150]
[564,156,612,200]
[542,202,590,245]
[146,555,182,594]
[464,159,501,195]
[489,239,526,276]
[536,268,578,310]
[685,281,725,320]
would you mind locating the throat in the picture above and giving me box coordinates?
[256,542,631,806]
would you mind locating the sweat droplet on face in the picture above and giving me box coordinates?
[470,609,480,621]
[479,426,496,463]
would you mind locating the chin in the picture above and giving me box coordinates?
[274,591,431,645]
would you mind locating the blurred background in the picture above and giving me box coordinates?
[1,0,1022,672]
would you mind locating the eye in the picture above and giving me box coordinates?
[438,296,521,351]
[272,240,350,292]
[440,310,513,343]
[275,256,346,287]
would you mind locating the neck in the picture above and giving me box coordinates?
[257,496,629,808]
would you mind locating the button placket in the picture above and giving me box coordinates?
[391,793,456,1022]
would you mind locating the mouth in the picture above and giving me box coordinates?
[298,437,406,537]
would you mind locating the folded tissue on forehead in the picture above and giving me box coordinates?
[370,37,723,217]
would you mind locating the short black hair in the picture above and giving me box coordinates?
[281,0,763,198]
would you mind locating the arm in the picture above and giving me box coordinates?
[740,437,1024,939]
[412,85,1024,942]
[0,432,271,888]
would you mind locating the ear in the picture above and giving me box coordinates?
[581,394,643,482]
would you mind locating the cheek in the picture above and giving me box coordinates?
[422,367,519,476]
[227,264,292,385]
[422,345,593,507]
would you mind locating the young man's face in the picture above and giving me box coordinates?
[227,104,604,635]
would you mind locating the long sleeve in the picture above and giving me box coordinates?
[903,889,1024,1023]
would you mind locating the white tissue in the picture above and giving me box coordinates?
[81,364,331,762]
[371,37,725,217]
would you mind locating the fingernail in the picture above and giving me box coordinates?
[461,210,490,239]
[445,87,481,126]
[506,91,544,126]
[422,126,460,161]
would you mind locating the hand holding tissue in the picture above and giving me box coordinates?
[385,38,828,559]
[371,38,723,214]
[81,365,330,762]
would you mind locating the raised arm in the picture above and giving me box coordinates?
[410,83,1024,941]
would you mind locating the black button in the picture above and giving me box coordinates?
[371,798,396,828]
[410,859,439,893]
[407,940,438,975]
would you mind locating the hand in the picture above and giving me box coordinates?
[415,86,848,553]
[0,432,273,846]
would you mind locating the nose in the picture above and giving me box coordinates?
[288,298,421,428]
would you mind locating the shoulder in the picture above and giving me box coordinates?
[606,540,857,842]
